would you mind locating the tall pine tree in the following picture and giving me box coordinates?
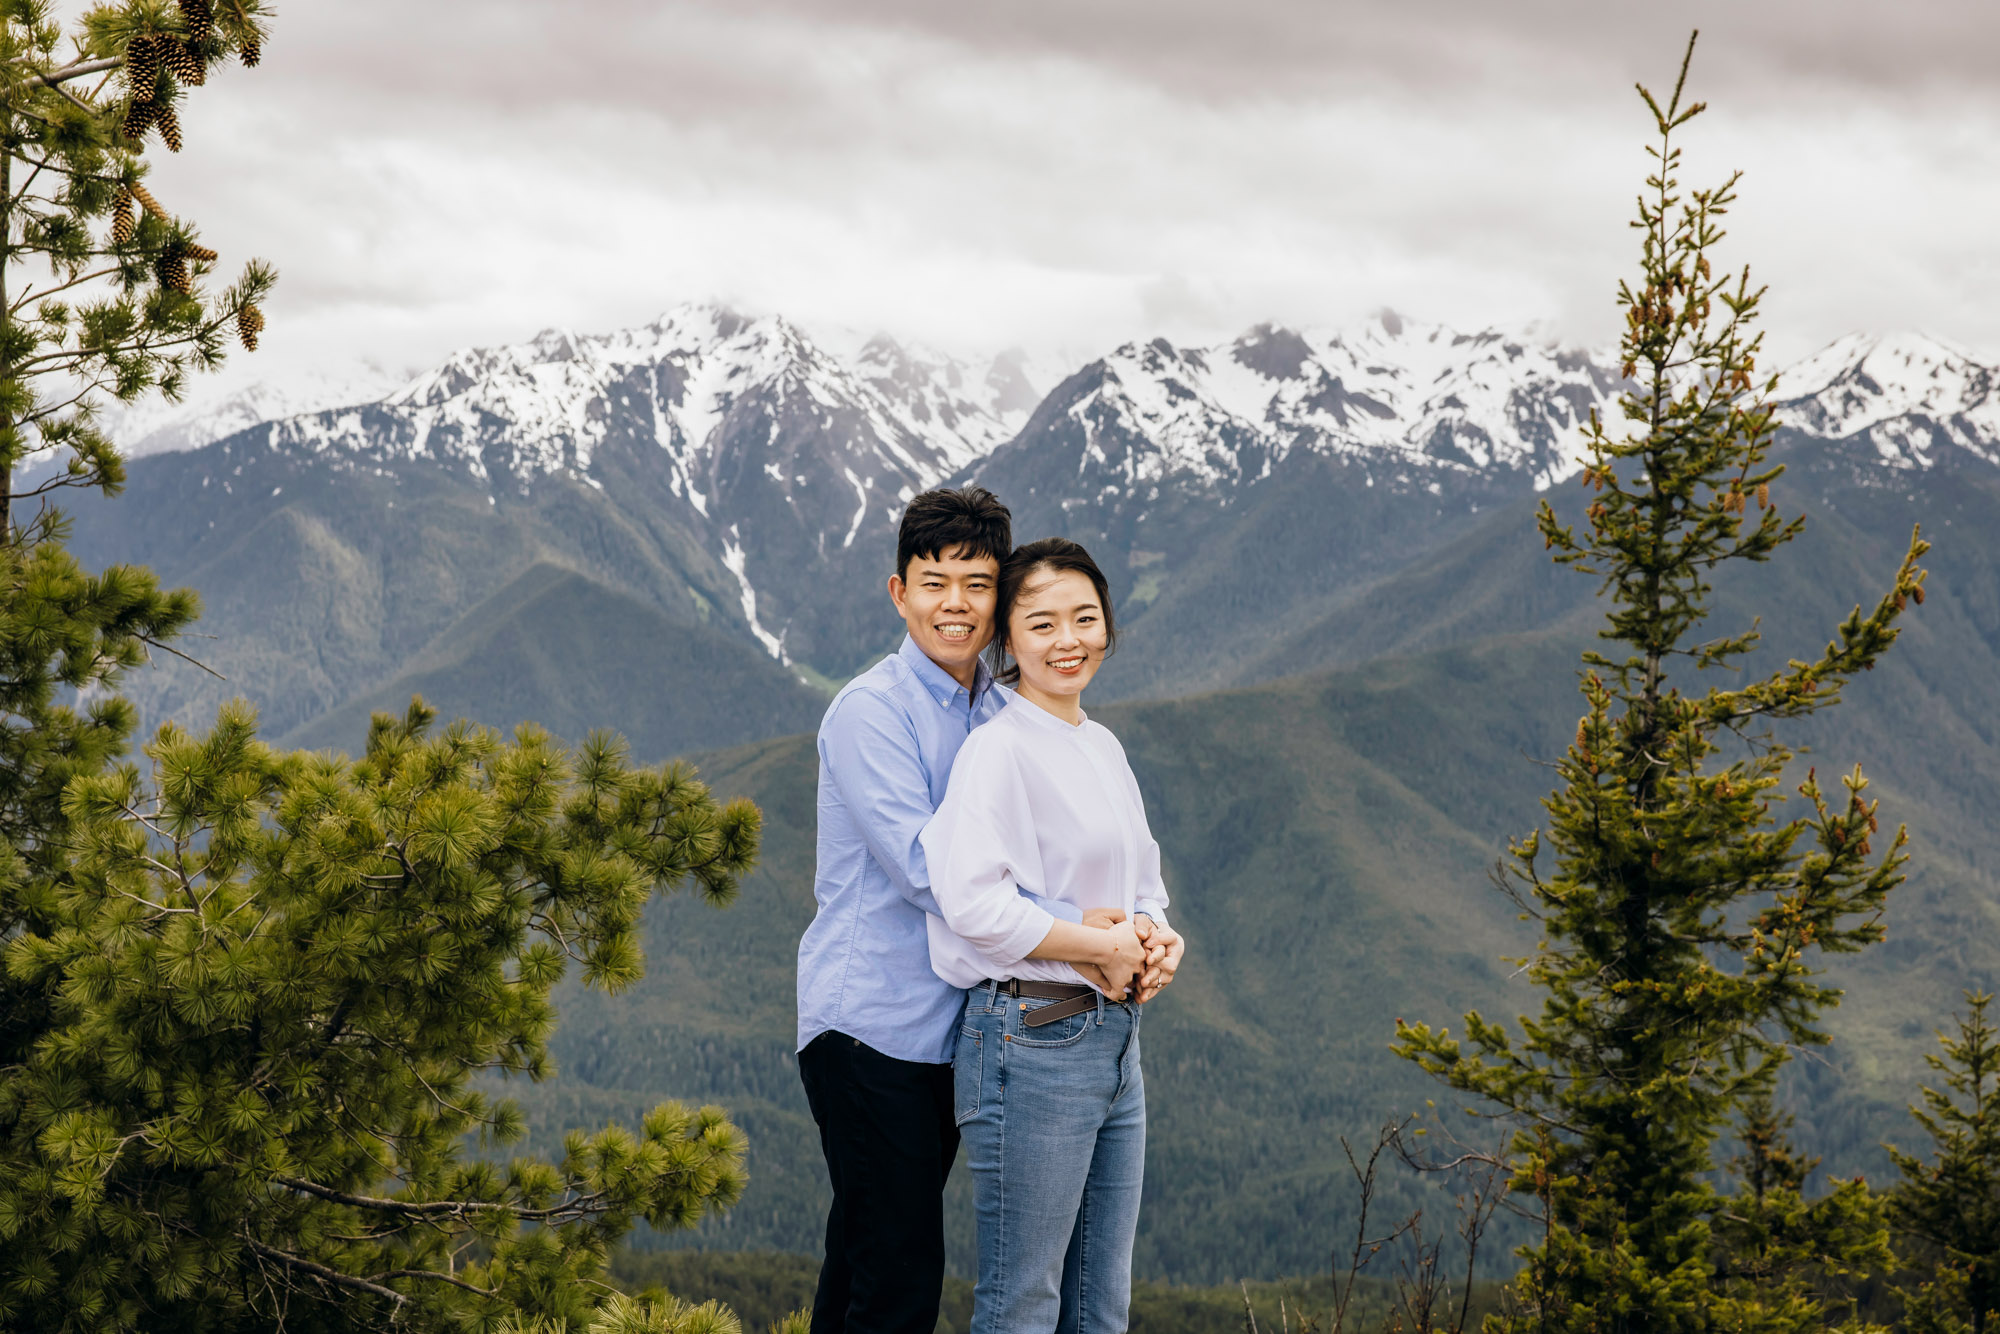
[1393,34,1926,1334]
[0,5,768,1331]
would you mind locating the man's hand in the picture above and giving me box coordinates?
[1132,915,1185,1003]
[1073,961,1116,994]
[1074,909,1128,995]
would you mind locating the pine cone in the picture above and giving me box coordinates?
[121,97,159,140]
[178,0,214,39]
[240,32,261,66]
[186,243,218,262]
[126,34,162,94]
[155,245,191,295]
[237,302,264,351]
[130,183,167,218]
[157,103,183,152]
[1756,482,1771,509]
[111,188,136,243]
[162,37,204,85]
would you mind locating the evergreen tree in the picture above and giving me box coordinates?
[1,0,274,536]
[1392,35,1927,1334]
[1888,992,2000,1334]
[2,698,763,1332]
[1711,1093,1890,1328]
[0,6,768,1331]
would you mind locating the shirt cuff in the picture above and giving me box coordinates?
[1039,897,1083,925]
[989,904,1059,970]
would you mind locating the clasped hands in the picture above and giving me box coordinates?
[1074,909,1182,1003]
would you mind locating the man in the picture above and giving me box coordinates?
[796,487,1184,1333]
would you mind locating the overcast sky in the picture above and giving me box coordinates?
[145,0,2000,388]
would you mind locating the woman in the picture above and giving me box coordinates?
[920,536,1181,1334]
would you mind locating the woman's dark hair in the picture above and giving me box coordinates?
[896,486,1012,579]
[989,537,1118,685]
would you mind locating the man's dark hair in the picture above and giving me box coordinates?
[990,537,1118,685]
[896,486,1012,580]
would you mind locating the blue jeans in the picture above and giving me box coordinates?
[955,985,1146,1334]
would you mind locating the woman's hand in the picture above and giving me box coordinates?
[1132,916,1185,1003]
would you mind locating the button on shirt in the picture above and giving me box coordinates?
[921,698,1172,989]
[797,636,1081,1065]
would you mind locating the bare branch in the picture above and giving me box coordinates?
[11,55,123,93]
[14,266,129,315]
[367,1268,500,1300]
[140,633,228,681]
[242,1238,408,1308]
[269,1174,603,1223]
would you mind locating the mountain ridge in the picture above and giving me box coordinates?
[61,303,2000,754]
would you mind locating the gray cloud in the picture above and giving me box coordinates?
[141,0,2000,405]
[275,1,2000,121]
[723,0,2000,103]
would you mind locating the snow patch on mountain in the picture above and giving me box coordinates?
[721,529,786,663]
[1778,332,2000,469]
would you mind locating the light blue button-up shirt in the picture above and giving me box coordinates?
[797,635,1080,1064]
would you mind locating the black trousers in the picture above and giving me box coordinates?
[798,1030,958,1334]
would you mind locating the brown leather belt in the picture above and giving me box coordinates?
[986,978,1106,1029]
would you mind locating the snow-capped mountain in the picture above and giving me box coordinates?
[269,304,1025,504]
[975,312,1625,510]
[1777,332,2000,471]
[161,303,1051,678]
[69,302,2000,746]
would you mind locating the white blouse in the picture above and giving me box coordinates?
[920,692,1172,989]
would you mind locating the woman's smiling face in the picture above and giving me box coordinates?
[1006,566,1108,708]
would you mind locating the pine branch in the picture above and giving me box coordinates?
[270,1174,607,1223]
[138,631,227,680]
[367,1267,500,1300]
[242,1238,409,1308]
[12,265,130,314]
[10,55,123,93]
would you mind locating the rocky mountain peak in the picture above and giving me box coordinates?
[1779,331,2000,470]
[1232,324,1315,381]
[1009,315,1624,499]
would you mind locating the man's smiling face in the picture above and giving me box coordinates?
[888,547,1001,686]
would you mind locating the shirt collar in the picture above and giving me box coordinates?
[1004,693,1089,731]
[898,634,994,709]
